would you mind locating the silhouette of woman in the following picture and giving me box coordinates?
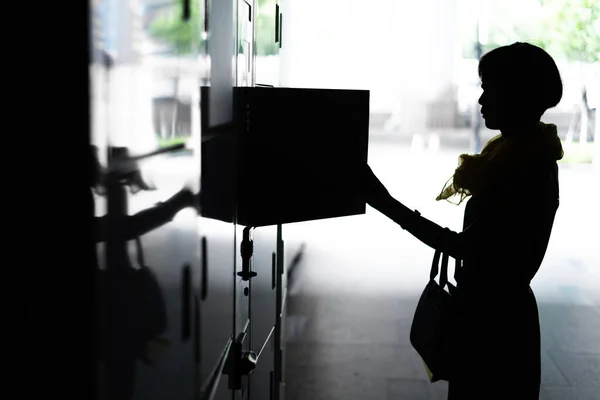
[364,42,563,399]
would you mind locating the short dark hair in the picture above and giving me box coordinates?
[478,42,563,117]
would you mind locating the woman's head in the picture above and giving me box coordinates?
[478,42,563,132]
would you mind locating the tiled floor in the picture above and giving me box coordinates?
[282,142,600,400]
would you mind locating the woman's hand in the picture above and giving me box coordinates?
[166,186,196,210]
[362,163,393,210]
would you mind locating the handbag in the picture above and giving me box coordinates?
[97,237,169,366]
[410,246,461,382]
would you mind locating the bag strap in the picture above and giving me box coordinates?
[134,237,146,267]
[430,249,441,281]
[454,258,462,282]
[430,248,455,289]
[439,252,450,289]
[433,226,463,286]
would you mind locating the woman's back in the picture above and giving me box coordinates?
[460,159,560,291]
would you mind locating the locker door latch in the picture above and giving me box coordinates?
[223,327,257,390]
[237,226,257,281]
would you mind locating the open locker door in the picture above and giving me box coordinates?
[201,86,370,227]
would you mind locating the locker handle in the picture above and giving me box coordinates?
[237,227,257,281]
[203,0,209,32]
[270,370,274,400]
[271,252,276,289]
[201,237,208,300]
[194,296,200,363]
[279,13,283,49]
[183,0,191,21]
[181,263,192,341]
[275,4,280,43]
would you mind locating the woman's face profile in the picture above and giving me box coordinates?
[478,77,537,132]
[478,81,507,130]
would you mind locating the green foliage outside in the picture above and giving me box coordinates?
[537,0,600,63]
[463,0,599,63]
[149,0,279,56]
[256,0,279,56]
[149,0,205,55]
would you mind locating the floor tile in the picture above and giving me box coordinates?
[287,294,418,321]
[552,326,600,355]
[286,342,429,381]
[538,304,600,331]
[285,365,388,400]
[541,385,600,400]
[541,350,570,386]
[387,379,430,400]
[548,350,600,387]
[300,311,408,345]
[286,315,309,343]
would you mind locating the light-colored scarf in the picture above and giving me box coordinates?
[436,122,564,205]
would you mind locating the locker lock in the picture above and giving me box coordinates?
[224,327,257,391]
[240,351,257,374]
[237,227,257,281]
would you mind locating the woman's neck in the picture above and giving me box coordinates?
[500,121,540,138]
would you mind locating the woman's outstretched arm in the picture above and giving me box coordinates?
[364,163,558,268]
[93,188,196,243]
[369,195,466,259]
[362,164,464,257]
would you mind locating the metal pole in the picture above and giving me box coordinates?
[594,106,600,171]
[471,25,483,154]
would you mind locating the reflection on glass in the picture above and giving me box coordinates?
[91,0,204,399]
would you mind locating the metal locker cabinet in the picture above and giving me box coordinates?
[254,2,284,397]
[197,218,235,399]
[200,85,370,399]
[197,0,237,394]
[93,0,202,398]
[230,1,261,399]
[233,0,255,345]
[198,87,237,398]
[198,0,245,397]
[275,224,289,400]
[246,224,278,399]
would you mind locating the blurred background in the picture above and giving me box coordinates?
[90,0,599,398]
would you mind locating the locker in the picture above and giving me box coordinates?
[275,225,290,399]
[198,0,240,392]
[91,0,203,398]
[90,0,370,398]
[200,86,371,228]
[248,225,278,399]
[200,83,370,399]
[197,219,235,394]
[199,0,258,399]
[232,225,252,399]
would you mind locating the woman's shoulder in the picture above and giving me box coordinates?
[480,160,558,206]
[504,160,559,209]
[507,158,557,186]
